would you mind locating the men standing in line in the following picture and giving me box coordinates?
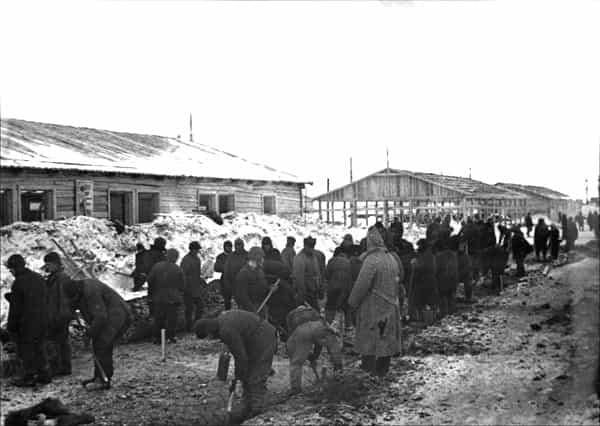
[281,237,297,273]
[181,241,206,332]
[223,238,248,310]
[64,278,131,390]
[6,254,51,387]
[525,212,534,237]
[43,252,73,377]
[348,228,402,378]
[214,240,233,309]
[147,248,185,344]
[195,310,277,424]
[292,237,323,311]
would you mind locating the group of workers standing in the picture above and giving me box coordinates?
[3,208,593,424]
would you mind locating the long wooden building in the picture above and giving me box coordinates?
[313,168,528,226]
[494,183,579,220]
[0,118,310,226]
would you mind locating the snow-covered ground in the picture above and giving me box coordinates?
[0,213,429,326]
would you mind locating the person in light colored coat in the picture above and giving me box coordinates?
[348,227,402,378]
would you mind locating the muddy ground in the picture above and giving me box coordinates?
[1,235,599,425]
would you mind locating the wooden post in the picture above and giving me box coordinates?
[343,201,347,226]
[351,201,358,227]
[161,329,166,362]
[318,200,322,220]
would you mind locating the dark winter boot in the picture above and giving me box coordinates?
[375,356,391,377]
[360,356,376,374]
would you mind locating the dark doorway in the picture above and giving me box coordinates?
[0,189,13,226]
[138,192,159,223]
[110,191,132,225]
[218,194,235,214]
[20,190,53,222]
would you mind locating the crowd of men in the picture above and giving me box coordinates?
[3,208,597,424]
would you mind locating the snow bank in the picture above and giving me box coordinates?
[1,213,428,326]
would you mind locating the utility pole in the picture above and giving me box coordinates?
[469,168,472,180]
[386,147,389,169]
[585,179,589,204]
[350,157,353,183]
[189,113,193,142]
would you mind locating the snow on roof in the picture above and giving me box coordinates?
[0,118,310,185]
[495,182,570,200]
[314,168,527,200]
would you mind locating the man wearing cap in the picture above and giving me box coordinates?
[181,241,206,332]
[147,248,185,343]
[292,237,323,311]
[43,252,74,377]
[6,254,51,387]
[261,237,281,262]
[281,237,296,273]
[214,240,233,309]
[195,310,277,424]
[63,278,131,390]
[223,238,248,310]
[234,247,270,318]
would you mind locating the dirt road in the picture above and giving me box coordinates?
[1,245,598,425]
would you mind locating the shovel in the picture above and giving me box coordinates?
[225,379,237,424]
[256,279,280,314]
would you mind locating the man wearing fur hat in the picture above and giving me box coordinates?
[223,238,248,310]
[281,237,297,272]
[181,241,206,332]
[234,247,270,318]
[292,237,323,311]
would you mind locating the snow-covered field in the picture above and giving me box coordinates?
[0,213,428,326]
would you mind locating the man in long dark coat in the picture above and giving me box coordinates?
[43,252,73,377]
[147,248,185,343]
[292,237,323,310]
[534,218,550,261]
[223,238,248,310]
[234,247,270,317]
[181,241,206,331]
[6,254,51,387]
[214,240,233,308]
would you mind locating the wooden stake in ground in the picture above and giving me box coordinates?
[161,329,166,362]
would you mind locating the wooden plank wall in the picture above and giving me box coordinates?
[0,168,303,223]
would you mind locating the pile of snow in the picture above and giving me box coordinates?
[1,213,429,326]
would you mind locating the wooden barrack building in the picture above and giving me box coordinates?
[313,168,529,226]
[0,118,310,226]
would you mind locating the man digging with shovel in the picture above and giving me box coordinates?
[64,278,132,390]
[194,309,277,425]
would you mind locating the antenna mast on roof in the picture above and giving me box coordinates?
[469,168,472,179]
[350,157,353,183]
[189,113,193,142]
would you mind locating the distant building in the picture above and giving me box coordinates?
[313,168,527,226]
[494,183,578,220]
[0,118,310,226]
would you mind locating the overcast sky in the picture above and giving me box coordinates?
[1,0,598,200]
